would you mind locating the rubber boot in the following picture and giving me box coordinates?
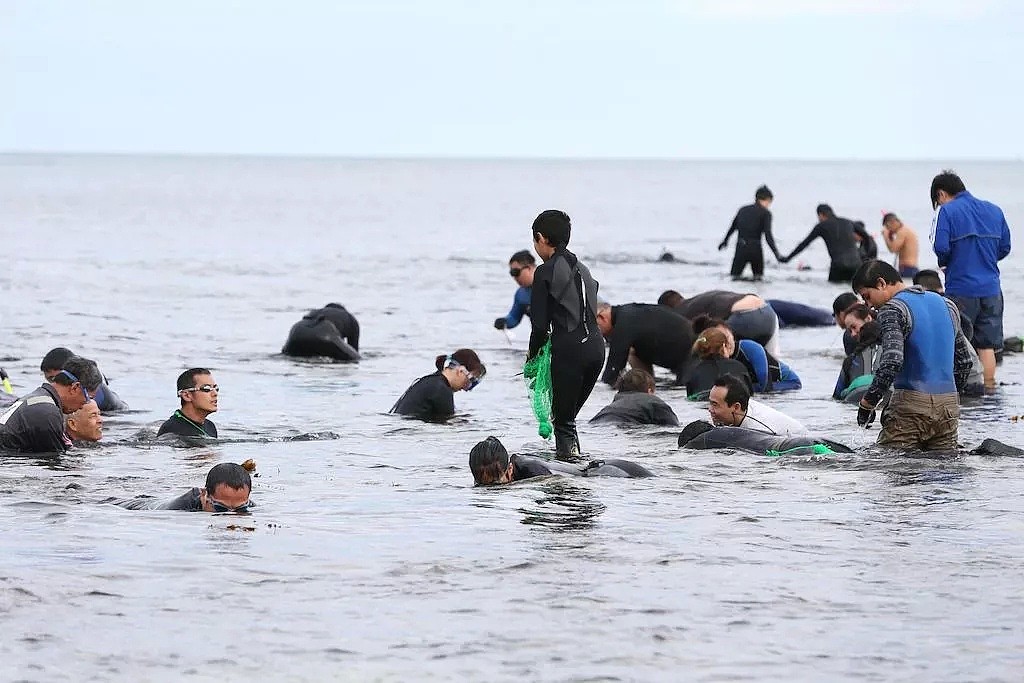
[554,425,581,461]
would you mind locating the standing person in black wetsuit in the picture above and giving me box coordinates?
[527,209,605,458]
[157,368,220,438]
[468,436,653,485]
[595,302,695,386]
[718,185,781,281]
[780,204,863,283]
[390,349,486,422]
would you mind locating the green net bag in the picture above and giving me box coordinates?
[523,340,554,439]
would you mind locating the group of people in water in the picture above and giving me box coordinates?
[1,170,1015,498]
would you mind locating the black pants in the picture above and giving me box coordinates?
[828,262,860,283]
[550,331,606,457]
[730,240,764,279]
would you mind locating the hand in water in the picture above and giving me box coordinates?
[857,403,876,427]
[718,241,728,251]
[493,317,507,330]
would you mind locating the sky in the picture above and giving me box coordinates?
[3,0,1024,158]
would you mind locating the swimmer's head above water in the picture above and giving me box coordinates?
[435,349,486,392]
[67,400,103,442]
[469,436,514,486]
[201,463,252,513]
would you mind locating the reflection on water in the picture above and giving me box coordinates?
[518,478,606,535]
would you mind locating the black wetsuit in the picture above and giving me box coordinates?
[721,203,781,279]
[684,358,752,398]
[589,391,679,426]
[0,384,71,453]
[785,218,863,282]
[671,290,745,321]
[281,304,360,361]
[157,411,218,438]
[601,303,695,386]
[511,454,654,479]
[679,425,853,455]
[529,248,606,457]
[114,488,256,511]
[852,221,878,261]
[94,380,129,412]
[390,372,454,422]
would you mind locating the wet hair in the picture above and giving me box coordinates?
[615,369,655,393]
[755,185,773,201]
[816,203,835,218]
[842,303,873,323]
[852,320,881,351]
[693,328,729,359]
[713,374,750,411]
[435,348,485,375]
[881,212,899,225]
[509,250,535,266]
[657,290,683,308]
[531,209,571,249]
[205,463,252,495]
[692,314,731,337]
[469,436,510,485]
[177,368,213,392]
[40,347,75,373]
[324,302,347,310]
[51,355,103,391]
[913,269,944,293]
[930,169,966,209]
[832,293,858,317]
[851,259,902,291]
[678,420,714,447]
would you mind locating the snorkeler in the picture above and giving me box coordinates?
[116,462,253,512]
[157,368,220,438]
[469,436,654,485]
[390,349,486,422]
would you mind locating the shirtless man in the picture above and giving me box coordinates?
[881,213,919,278]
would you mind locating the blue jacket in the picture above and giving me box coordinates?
[931,190,1011,297]
[502,286,531,329]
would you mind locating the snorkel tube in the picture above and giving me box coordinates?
[0,368,12,395]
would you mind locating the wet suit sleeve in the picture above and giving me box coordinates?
[720,213,739,248]
[601,328,633,386]
[504,287,530,329]
[527,270,551,359]
[34,409,69,453]
[785,225,822,261]
[762,211,781,259]
[862,304,909,407]
[931,207,950,267]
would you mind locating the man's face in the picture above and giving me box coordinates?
[204,484,251,513]
[181,373,219,414]
[68,401,103,441]
[509,261,535,288]
[596,308,613,337]
[708,386,741,426]
[857,280,891,309]
[883,218,901,232]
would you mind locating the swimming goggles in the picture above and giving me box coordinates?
[182,384,219,394]
[445,358,485,391]
[509,267,524,278]
[210,497,252,513]
[59,370,92,404]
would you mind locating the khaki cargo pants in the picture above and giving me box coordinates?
[878,389,960,451]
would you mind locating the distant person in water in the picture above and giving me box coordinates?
[832,292,860,355]
[881,213,920,278]
[707,374,808,435]
[595,302,695,386]
[117,462,253,512]
[685,329,751,400]
[494,250,535,331]
[66,400,103,444]
[390,349,486,422]
[527,210,605,458]
[718,185,781,281]
[590,369,679,426]
[659,289,780,356]
[468,436,653,485]
[281,303,360,361]
[40,347,128,412]
[0,355,102,453]
[779,204,863,283]
[157,368,220,438]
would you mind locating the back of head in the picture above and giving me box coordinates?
[692,314,730,337]
[658,290,683,308]
[693,328,729,359]
[531,209,571,249]
[678,420,715,447]
[469,436,510,485]
[205,462,252,495]
[53,355,103,391]
[615,368,655,393]
[714,373,750,411]
[435,348,486,376]
[177,367,212,392]
[41,347,75,373]
[851,259,902,291]
[324,302,347,311]
[755,185,773,202]
[832,293,858,317]
[930,169,966,208]
[816,203,834,218]
[913,269,944,293]
[509,250,535,266]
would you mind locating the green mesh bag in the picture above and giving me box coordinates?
[523,340,554,439]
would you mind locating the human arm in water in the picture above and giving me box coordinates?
[496,287,530,330]
[719,213,740,250]
[780,225,822,263]
[600,326,633,386]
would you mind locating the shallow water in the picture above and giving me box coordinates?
[2,155,1024,681]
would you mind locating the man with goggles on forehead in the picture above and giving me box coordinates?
[157,368,220,439]
[493,250,536,332]
[0,355,102,453]
[115,462,253,513]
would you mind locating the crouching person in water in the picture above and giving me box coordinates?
[390,349,486,422]
[116,462,253,512]
[590,369,679,427]
[469,436,653,485]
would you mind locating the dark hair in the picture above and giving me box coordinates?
[755,185,773,201]
[51,355,103,391]
[678,420,714,447]
[658,290,683,308]
[693,328,729,359]
[324,302,347,310]
[842,303,873,322]
[509,250,535,266]
[205,462,252,495]
[177,368,212,392]
[816,204,834,218]
[531,209,571,249]
[832,293,858,316]
[930,169,966,209]
[435,349,485,375]
[40,347,75,372]
[881,212,899,225]
[852,320,881,351]
[615,369,655,393]
[913,269,944,293]
[713,374,750,411]
[692,314,731,337]
[469,436,510,485]
[851,259,902,291]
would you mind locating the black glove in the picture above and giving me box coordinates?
[857,403,876,427]
[778,255,791,264]
[493,317,507,330]
[718,241,728,251]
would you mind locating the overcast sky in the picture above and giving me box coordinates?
[4,0,1023,158]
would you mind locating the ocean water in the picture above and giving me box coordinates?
[1,155,1023,681]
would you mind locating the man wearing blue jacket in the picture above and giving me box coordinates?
[493,250,535,331]
[930,170,1011,391]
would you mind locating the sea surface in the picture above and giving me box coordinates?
[1,156,1023,682]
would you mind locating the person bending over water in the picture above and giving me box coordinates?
[685,329,751,400]
[779,204,863,283]
[659,289,780,357]
[494,250,535,331]
[595,302,695,386]
[707,374,808,435]
[40,347,128,412]
[692,316,801,393]
[590,369,679,426]
[157,368,220,438]
[66,400,103,444]
[281,303,360,361]
[391,349,485,422]
[527,210,605,458]
[469,436,653,485]
[117,462,253,512]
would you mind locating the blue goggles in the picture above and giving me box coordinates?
[445,358,485,391]
[59,370,92,403]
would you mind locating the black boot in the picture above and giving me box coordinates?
[554,424,581,461]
